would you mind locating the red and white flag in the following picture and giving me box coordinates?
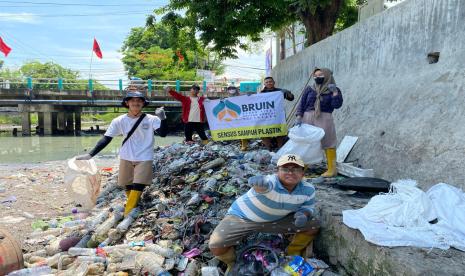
[93,38,102,59]
[0,36,12,57]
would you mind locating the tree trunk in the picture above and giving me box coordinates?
[291,23,297,55]
[279,29,286,60]
[298,0,344,46]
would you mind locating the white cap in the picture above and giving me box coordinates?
[277,154,305,167]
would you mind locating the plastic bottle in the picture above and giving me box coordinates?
[201,266,220,276]
[202,178,217,191]
[184,259,199,276]
[270,267,292,276]
[75,233,92,248]
[23,249,47,262]
[63,219,86,228]
[98,237,111,248]
[68,247,97,256]
[128,241,145,247]
[86,209,110,230]
[145,244,175,258]
[101,244,130,254]
[7,266,52,276]
[48,219,58,228]
[90,213,123,244]
[116,207,140,232]
[77,256,107,263]
[135,252,165,275]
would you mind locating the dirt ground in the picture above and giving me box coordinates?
[0,158,118,244]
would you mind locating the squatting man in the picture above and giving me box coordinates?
[209,154,320,273]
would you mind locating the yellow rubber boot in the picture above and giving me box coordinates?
[216,247,236,274]
[321,148,337,177]
[201,139,209,145]
[286,233,316,256]
[124,190,142,216]
[240,139,248,151]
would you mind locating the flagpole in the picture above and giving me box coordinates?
[89,38,94,80]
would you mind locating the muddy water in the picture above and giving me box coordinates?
[0,135,183,164]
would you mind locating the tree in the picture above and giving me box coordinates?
[121,17,224,81]
[163,0,359,58]
[0,61,107,90]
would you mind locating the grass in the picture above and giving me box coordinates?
[0,113,119,126]
[0,114,38,125]
[81,113,121,124]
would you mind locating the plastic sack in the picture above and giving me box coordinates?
[359,179,436,227]
[65,158,101,210]
[272,124,325,165]
[342,180,465,250]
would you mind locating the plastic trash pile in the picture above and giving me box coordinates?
[11,141,330,276]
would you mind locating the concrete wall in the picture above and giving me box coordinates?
[272,0,465,190]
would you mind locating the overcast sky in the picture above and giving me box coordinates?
[0,0,267,85]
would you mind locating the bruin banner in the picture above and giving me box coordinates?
[204,92,287,141]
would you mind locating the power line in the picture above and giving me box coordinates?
[0,1,164,7]
[0,11,154,18]
[223,63,265,70]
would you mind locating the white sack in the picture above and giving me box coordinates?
[65,157,101,210]
[272,124,325,165]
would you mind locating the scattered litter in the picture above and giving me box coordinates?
[7,141,331,275]
[1,195,17,205]
[0,215,26,224]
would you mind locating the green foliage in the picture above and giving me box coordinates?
[163,0,294,58]
[0,61,107,90]
[163,0,361,57]
[0,114,38,125]
[121,18,224,80]
[334,0,360,32]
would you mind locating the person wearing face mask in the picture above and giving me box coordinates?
[295,68,343,177]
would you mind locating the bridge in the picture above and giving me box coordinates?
[0,78,233,135]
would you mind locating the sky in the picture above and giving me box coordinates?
[0,0,268,87]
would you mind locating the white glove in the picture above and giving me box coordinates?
[75,153,92,160]
[155,107,166,120]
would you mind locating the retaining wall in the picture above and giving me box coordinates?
[273,0,465,190]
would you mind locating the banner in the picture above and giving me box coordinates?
[204,91,287,141]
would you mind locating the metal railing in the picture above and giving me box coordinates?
[0,77,233,97]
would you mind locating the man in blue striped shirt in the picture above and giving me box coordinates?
[209,154,320,273]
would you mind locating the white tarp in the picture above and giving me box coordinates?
[343,180,465,251]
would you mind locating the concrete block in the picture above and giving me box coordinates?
[21,112,31,136]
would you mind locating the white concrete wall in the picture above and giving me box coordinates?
[272,0,465,190]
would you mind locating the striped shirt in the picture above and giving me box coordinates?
[227,175,316,222]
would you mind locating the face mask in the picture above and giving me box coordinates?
[314,76,325,85]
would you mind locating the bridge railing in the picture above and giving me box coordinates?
[0,78,237,98]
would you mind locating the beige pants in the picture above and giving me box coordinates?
[118,159,153,187]
[209,214,320,249]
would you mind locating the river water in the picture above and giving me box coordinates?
[0,135,183,164]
